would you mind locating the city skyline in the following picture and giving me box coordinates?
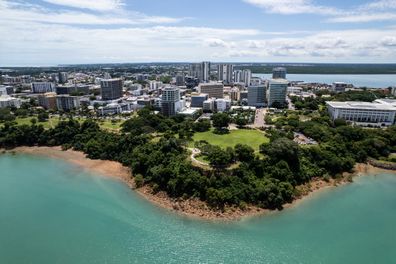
[1,0,396,66]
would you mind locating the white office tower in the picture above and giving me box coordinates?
[218,64,234,84]
[248,85,266,107]
[242,69,252,87]
[202,61,211,82]
[234,70,243,83]
[272,67,287,79]
[31,82,55,93]
[189,62,211,82]
[161,87,181,116]
[267,79,288,107]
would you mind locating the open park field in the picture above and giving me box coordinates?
[191,129,269,151]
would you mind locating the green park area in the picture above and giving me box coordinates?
[191,129,269,152]
[10,116,122,131]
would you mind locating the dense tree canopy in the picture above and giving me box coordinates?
[1,106,395,212]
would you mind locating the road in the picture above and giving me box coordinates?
[253,108,266,128]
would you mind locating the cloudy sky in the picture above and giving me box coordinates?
[1,0,396,66]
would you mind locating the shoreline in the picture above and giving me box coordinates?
[2,146,396,221]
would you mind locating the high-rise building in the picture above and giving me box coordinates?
[175,75,185,86]
[58,72,68,84]
[242,69,252,87]
[234,70,243,83]
[267,79,288,107]
[38,92,57,110]
[161,87,181,117]
[202,61,211,82]
[100,78,123,100]
[248,85,266,107]
[189,62,211,82]
[198,82,224,98]
[31,82,55,93]
[272,67,287,79]
[218,64,234,84]
[56,95,80,111]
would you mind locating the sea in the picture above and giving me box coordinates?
[253,74,396,88]
[1,154,396,264]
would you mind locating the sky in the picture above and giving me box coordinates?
[1,0,396,66]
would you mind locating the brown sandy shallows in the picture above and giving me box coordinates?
[4,146,396,221]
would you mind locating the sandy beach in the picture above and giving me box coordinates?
[3,146,395,221]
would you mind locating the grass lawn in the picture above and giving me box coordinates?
[13,116,60,129]
[191,129,269,151]
[96,119,123,131]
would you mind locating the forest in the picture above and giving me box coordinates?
[1,107,395,211]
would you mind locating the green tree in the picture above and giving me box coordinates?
[211,113,230,133]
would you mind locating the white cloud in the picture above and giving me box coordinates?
[0,0,184,25]
[243,0,340,15]
[361,0,396,10]
[243,0,396,23]
[328,12,396,23]
[381,36,396,46]
[42,0,124,11]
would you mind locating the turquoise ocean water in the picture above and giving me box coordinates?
[1,154,396,264]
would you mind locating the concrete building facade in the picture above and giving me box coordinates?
[100,79,123,100]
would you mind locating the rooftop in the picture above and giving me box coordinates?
[326,101,396,111]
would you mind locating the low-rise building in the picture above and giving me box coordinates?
[198,82,224,98]
[0,85,14,95]
[215,99,231,112]
[203,99,215,112]
[0,95,21,108]
[56,85,90,95]
[98,103,132,115]
[331,82,348,93]
[326,100,396,127]
[191,93,208,108]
